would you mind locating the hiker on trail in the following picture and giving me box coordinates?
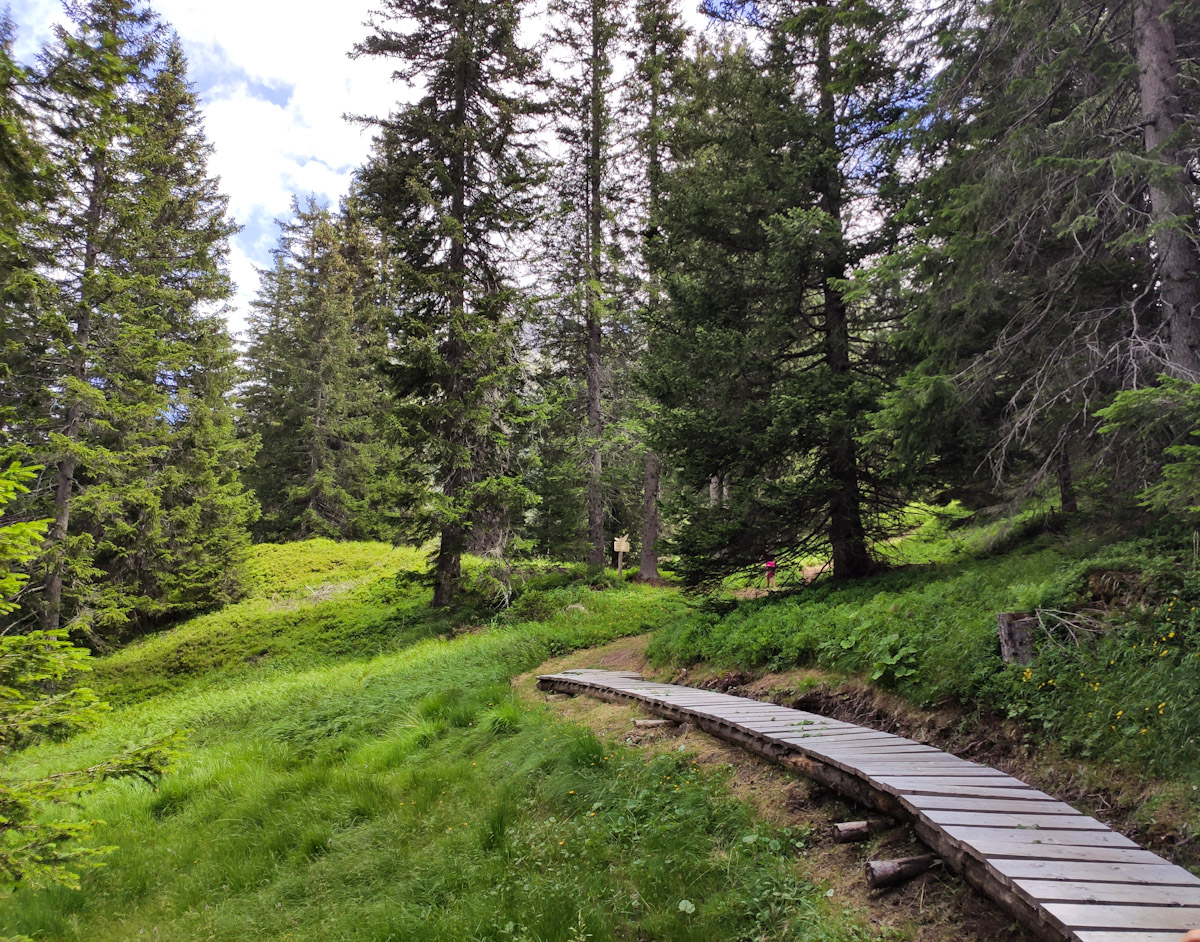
[764,557,777,589]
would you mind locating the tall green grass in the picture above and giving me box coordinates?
[2,542,868,942]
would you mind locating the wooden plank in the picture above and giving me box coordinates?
[990,858,1198,886]
[808,746,942,758]
[1043,902,1200,930]
[1015,879,1200,906]
[923,811,1103,830]
[943,826,1138,848]
[902,795,1084,815]
[842,761,989,776]
[774,730,900,744]
[1073,933,1192,942]
[875,775,1034,791]
[972,842,1160,864]
[880,782,1057,800]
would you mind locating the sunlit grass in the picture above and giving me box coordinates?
[1,540,867,942]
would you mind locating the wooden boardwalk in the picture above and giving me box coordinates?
[536,668,1200,942]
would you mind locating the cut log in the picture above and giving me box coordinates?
[833,817,896,843]
[866,854,939,890]
[998,612,1037,665]
[633,718,677,728]
[544,693,570,702]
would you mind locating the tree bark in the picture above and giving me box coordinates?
[638,450,661,579]
[1057,447,1077,514]
[814,8,871,580]
[434,50,471,608]
[636,6,666,583]
[1133,0,1200,378]
[43,152,106,631]
[865,854,938,890]
[584,0,606,568]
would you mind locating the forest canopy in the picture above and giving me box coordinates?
[0,0,1195,626]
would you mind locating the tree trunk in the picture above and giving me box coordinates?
[638,450,661,579]
[1057,447,1077,514]
[637,13,665,583]
[434,53,470,608]
[815,10,871,580]
[1133,0,1200,378]
[43,153,106,630]
[584,0,606,568]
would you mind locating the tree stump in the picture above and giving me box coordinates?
[997,611,1037,664]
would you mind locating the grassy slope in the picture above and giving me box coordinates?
[650,512,1200,785]
[2,542,867,942]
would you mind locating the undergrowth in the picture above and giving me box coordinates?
[651,516,1200,783]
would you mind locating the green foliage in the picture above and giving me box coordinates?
[0,541,871,942]
[352,0,545,605]
[2,4,255,640]
[242,198,410,543]
[1097,377,1200,518]
[644,21,917,586]
[0,460,180,895]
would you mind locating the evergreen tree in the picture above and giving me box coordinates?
[1,5,254,638]
[242,197,407,542]
[878,0,1200,502]
[646,0,919,586]
[627,0,686,580]
[352,0,544,605]
[543,0,623,567]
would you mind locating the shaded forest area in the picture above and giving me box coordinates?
[1,0,1198,642]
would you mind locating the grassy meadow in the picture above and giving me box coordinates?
[8,516,1200,939]
[1,541,869,941]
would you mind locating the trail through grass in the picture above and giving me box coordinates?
[2,544,869,942]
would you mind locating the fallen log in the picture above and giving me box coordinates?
[633,718,677,728]
[865,854,938,890]
[832,817,895,843]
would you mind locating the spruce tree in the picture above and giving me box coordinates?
[646,0,919,585]
[627,0,686,580]
[879,0,1200,500]
[242,197,406,542]
[352,0,543,605]
[1,5,255,638]
[544,0,622,568]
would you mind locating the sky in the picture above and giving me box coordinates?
[9,0,406,338]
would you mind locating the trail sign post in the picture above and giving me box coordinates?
[614,534,631,575]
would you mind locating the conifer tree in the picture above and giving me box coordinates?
[352,0,544,605]
[627,0,686,580]
[242,197,406,542]
[1,4,254,638]
[646,0,919,585]
[879,0,1200,499]
[544,0,622,568]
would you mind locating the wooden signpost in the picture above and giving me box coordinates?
[614,534,631,575]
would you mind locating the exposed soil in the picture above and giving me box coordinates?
[517,637,1037,942]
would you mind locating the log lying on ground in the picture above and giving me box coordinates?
[833,817,895,843]
[865,854,939,890]
[633,718,677,728]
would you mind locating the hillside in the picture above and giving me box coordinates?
[5,523,1200,940]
